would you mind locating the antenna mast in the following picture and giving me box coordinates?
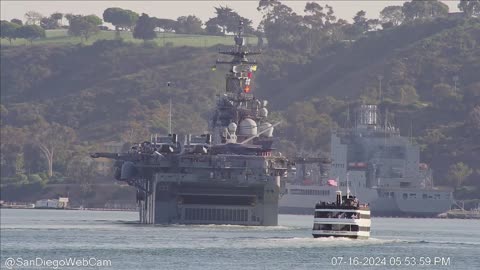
[346,101,350,128]
[346,172,350,198]
[169,98,172,134]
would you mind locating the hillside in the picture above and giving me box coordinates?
[1,17,479,198]
[255,17,480,187]
[0,29,257,47]
[257,17,480,105]
[1,41,226,141]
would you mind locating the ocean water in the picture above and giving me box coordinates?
[1,209,479,270]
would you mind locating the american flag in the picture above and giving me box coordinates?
[327,179,338,187]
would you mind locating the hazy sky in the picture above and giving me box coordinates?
[1,1,460,26]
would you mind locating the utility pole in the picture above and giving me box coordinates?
[167,81,172,134]
[169,98,172,134]
[453,75,459,92]
[377,75,383,104]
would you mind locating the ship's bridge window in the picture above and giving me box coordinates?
[400,182,411,188]
[434,194,441,199]
[423,194,428,199]
[402,193,408,199]
[291,189,330,196]
[377,146,406,159]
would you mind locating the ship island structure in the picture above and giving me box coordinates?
[280,104,453,217]
[92,22,289,226]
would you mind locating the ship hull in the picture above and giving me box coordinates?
[280,184,452,217]
[139,176,281,226]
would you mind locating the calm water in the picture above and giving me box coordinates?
[1,209,479,270]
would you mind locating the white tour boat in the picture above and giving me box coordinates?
[312,191,371,239]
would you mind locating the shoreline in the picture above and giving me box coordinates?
[0,206,137,212]
[1,207,479,219]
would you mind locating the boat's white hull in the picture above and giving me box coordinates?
[312,207,371,239]
[312,230,370,239]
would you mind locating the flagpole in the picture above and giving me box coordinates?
[346,172,350,198]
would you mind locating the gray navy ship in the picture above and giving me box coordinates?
[91,22,288,226]
[280,104,453,217]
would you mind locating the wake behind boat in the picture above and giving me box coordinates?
[312,191,371,239]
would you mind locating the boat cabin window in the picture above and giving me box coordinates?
[313,224,369,232]
[315,211,365,219]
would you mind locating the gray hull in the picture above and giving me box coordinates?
[139,171,282,226]
[279,184,452,217]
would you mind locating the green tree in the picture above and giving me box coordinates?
[24,11,43,25]
[68,15,102,41]
[16,25,45,44]
[0,126,27,177]
[133,13,157,43]
[258,1,311,51]
[380,6,405,26]
[206,6,254,35]
[402,0,449,21]
[66,154,98,194]
[23,144,45,175]
[205,18,222,35]
[10,18,23,25]
[458,0,480,17]
[304,2,326,28]
[40,12,64,29]
[346,10,379,36]
[40,17,58,29]
[432,83,462,109]
[447,162,473,188]
[152,18,177,32]
[50,12,63,25]
[103,7,139,39]
[175,15,203,34]
[0,21,20,44]
[466,106,480,135]
[283,101,332,151]
[353,10,368,31]
[392,84,419,105]
[31,122,76,177]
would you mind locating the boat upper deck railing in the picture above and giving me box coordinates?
[315,201,369,210]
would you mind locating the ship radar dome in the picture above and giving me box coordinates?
[259,122,273,137]
[238,118,257,136]
[228,122,238,133]
[259,108,268,118]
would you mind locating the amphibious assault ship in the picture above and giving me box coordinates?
[280,104,453,217]
[91,22,288,225]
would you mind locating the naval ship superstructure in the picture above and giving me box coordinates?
[280,104,453,217]
[91,22,288,226]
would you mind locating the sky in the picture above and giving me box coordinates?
[1,1,460,27]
